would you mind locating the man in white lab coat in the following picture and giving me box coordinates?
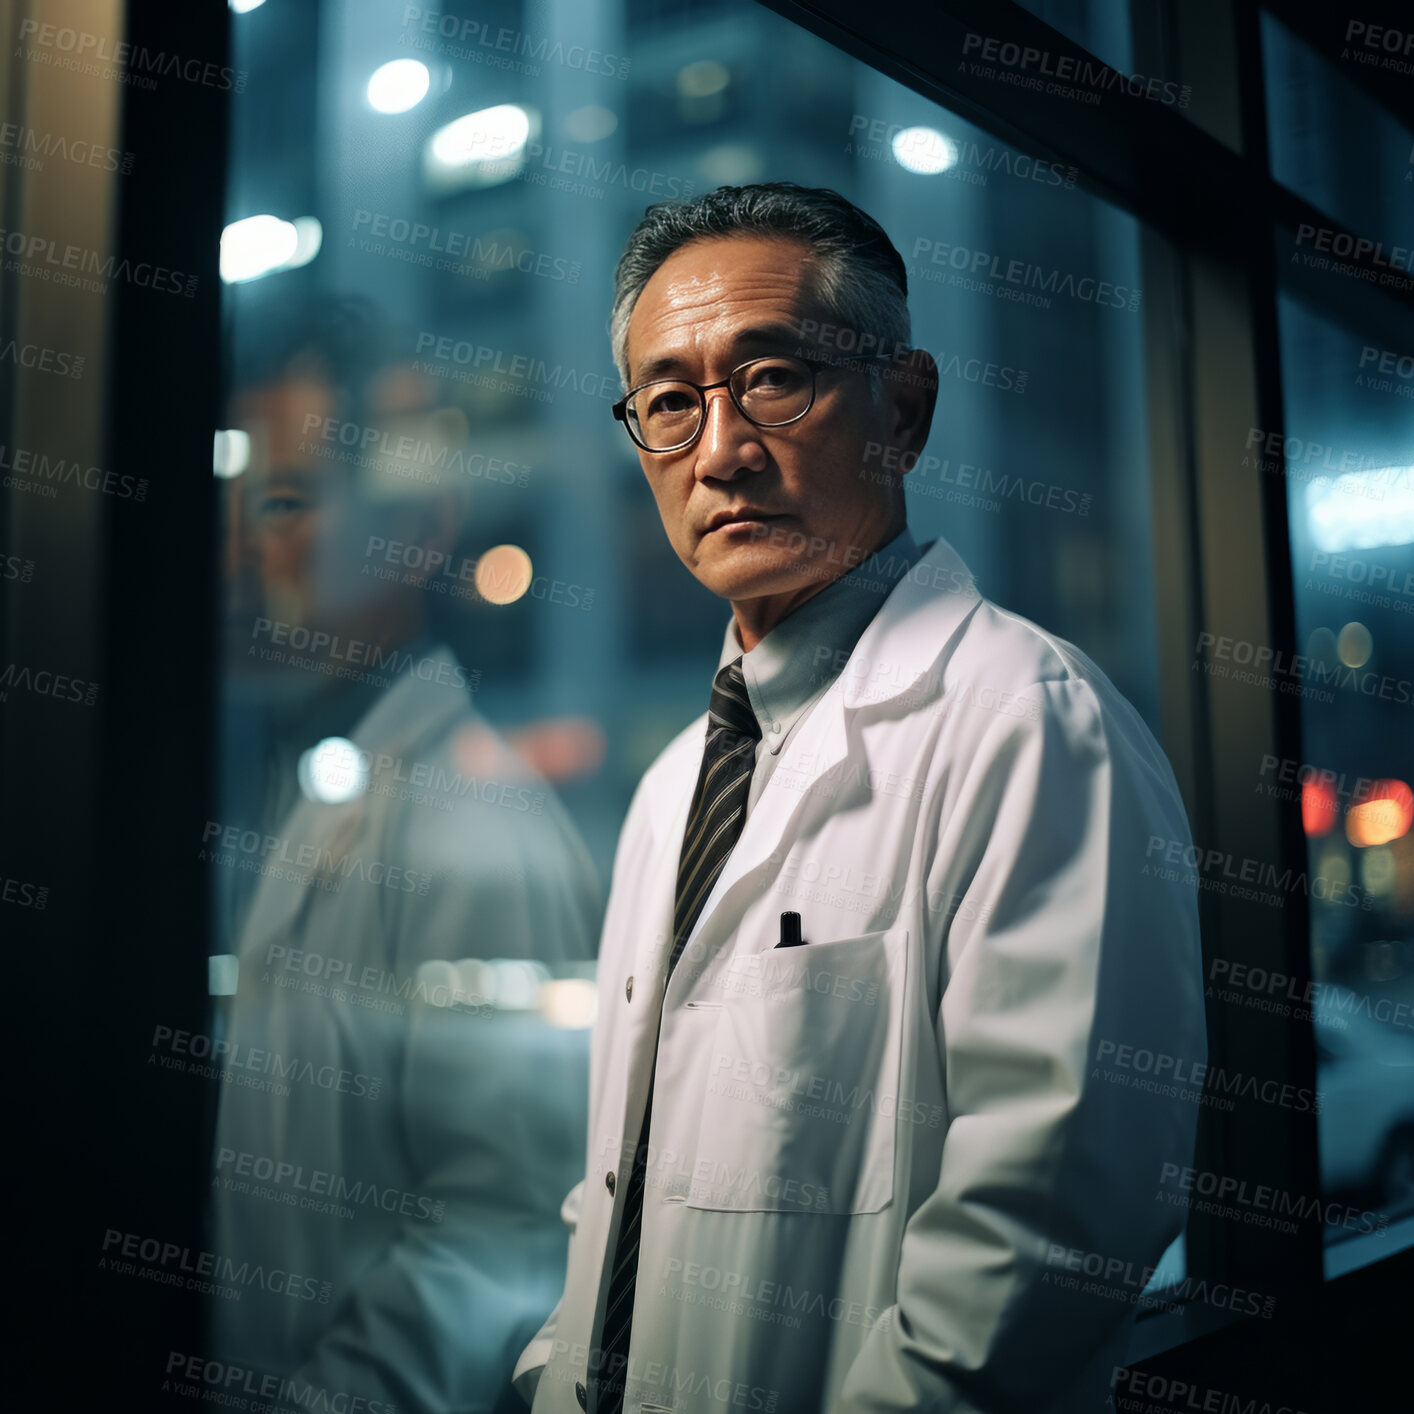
[514,184,1206,1413]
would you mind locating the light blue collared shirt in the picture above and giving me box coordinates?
[714,526,925,816]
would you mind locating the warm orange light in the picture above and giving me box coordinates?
[1302,779,1340,836]
[1346,779,1414,848]
[475,544,533,604]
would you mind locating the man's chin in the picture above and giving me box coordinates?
[692,544,826,603]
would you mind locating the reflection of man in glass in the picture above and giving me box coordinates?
[210,298,601,1413]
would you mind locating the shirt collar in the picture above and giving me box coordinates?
[716,525,924,754]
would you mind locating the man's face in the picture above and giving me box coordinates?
[222,375,407,681]
[623,234,930,609]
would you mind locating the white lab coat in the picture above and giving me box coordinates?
[515,535,1205,1414]
[210,645,601,1413]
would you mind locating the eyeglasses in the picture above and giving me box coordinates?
[611,352,896,454]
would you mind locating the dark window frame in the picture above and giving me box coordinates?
[754,0,1413,1357]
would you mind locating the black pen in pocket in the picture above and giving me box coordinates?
[777,911,805,948]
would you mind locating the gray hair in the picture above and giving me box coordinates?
[610,182,912,396]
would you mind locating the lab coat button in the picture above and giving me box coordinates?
[575,1381,587,1408]
[625,975,634,1001]
[605,1170,616,1195]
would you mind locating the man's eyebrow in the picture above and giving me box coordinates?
[632,323,809,384]
[253,465,323,489]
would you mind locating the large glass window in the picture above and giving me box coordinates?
[210,0,1194,1403]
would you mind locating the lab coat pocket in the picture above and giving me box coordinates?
[686,926,908,1215]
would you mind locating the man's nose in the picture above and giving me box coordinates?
[691,387,766,482]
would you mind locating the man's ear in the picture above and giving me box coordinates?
[885,348,938,459]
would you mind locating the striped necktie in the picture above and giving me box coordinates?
[596,656,761,1412]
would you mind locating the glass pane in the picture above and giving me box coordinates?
[1007,0,1218,141]
[1274,287,1414,1279]
[846,72,1161,729]
[1263,11,1413,261]
[1013,0,1136,77]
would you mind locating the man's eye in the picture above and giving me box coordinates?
[646,390,694,416]
[258,495,310,516]
[744,363,806,394]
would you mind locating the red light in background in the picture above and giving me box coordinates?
[1302,778,1339,836]
[503,717,607,783]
